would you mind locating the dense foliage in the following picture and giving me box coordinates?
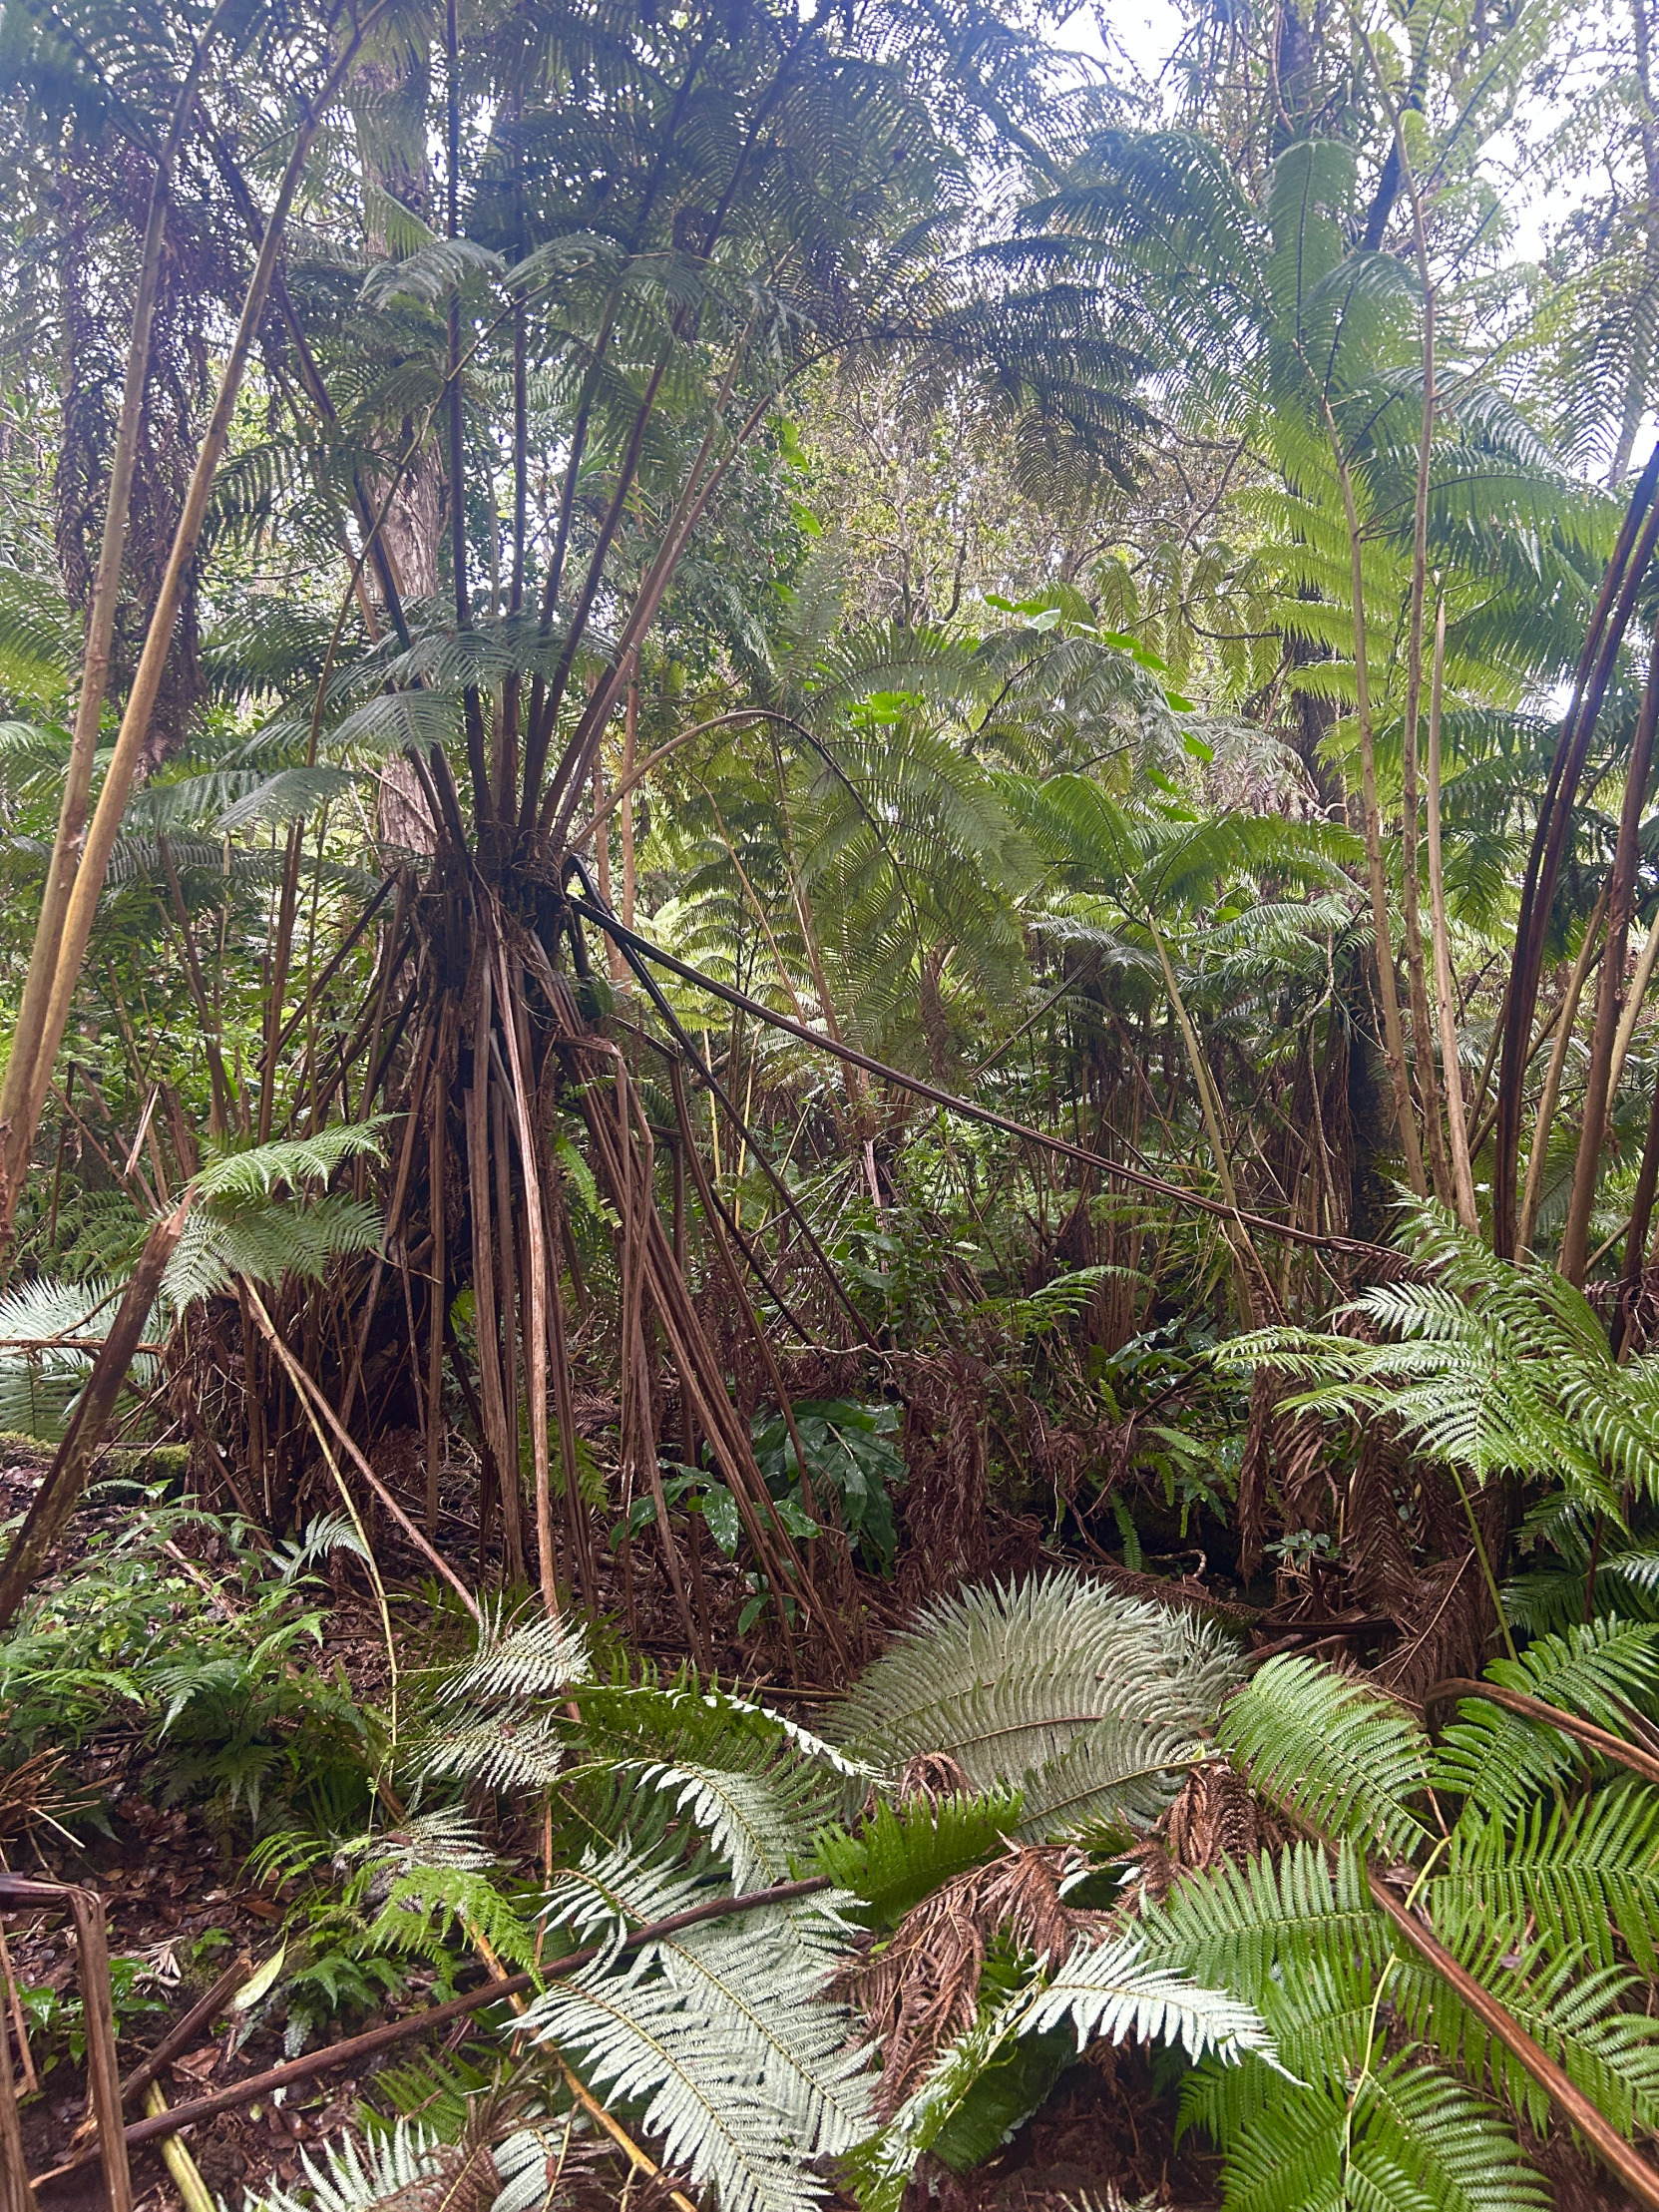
[6,0,1659,2206]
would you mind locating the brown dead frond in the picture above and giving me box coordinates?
[898,1354,992,1600]
[830,1841,1110,2115]
[0,1748,98,1843]
[1125,1760,1286,1905]
[896,1751,974,1805]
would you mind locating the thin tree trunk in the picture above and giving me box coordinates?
[427,1022,450,1534]
[1616,1074,1659,1353]
[1493,452,1659,1253]
[1613,0,1659,486]
[1519,894,1607,1255]
[489,1068,522,1574]
[445,0,493,840]
[0,1196,190,1628]
[1358,6,1450,1205]
[622,671,637,934]
[493,944,560,1613]
[1605,905,1659,1113]
[1398,403,1452,1203]
[1561,631,1659,1282]
[1330,435,1429,1197]
[1426,600,1478,1228]
[464,967,511,1542]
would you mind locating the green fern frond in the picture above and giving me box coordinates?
[163,1195,383,1307]
[1434,1783,1659,1977]
[1430,1619,1659,1819]
[1215,1654,1435,1862]
[1394,1930,1659,2142]
[1225,1200,1659,1513]
[564,1683,857,1888]
[1206,2056,1548,2212]
[812,1790,1024,1928]
[194,1123,389,1201]
[366,1866,538,1972]
[0,1273,146,1439]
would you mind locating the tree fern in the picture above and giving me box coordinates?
[830,1570,1243,1837]
[1213,1653,1436,1862]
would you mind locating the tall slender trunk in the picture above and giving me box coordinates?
[1397,236,1452,1204]
[445,0,492,843]
[1561,630,1659,1282]
[622,671,637,934]
[1331,436,1428,1196]
[1519,894,1607,1255]
[1427,600,1478,1227]
[1493,450,1659,1253]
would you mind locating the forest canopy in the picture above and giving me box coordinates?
[5,0,1659,2208]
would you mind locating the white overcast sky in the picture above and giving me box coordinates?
[1045,0,1567,264]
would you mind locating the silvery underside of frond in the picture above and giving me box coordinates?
[830,1569,1242,1835]
[435,1602,593,1709]
[0,1273,149,1440]
[240,2121,460,2212]
[525,1855,876,2212]
[415,1711,569,1791]
[365,1805,497,1877]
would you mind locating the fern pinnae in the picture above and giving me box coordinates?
[525,1865,874,2212]
[1393,1932,1659,2143]
[414,1712,569,1793]
[1215,1653,1436,1862]
[831,1569,1243,1834]
[1023,1929,1278,2065]
[433,1602,593,1709]
[1432,1782,1659,1978]
[1429,1619,1659,1821]
[239,2119,453,2212]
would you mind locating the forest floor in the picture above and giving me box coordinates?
[5,1443,1650,2212]
[2,1446,1224,2212]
